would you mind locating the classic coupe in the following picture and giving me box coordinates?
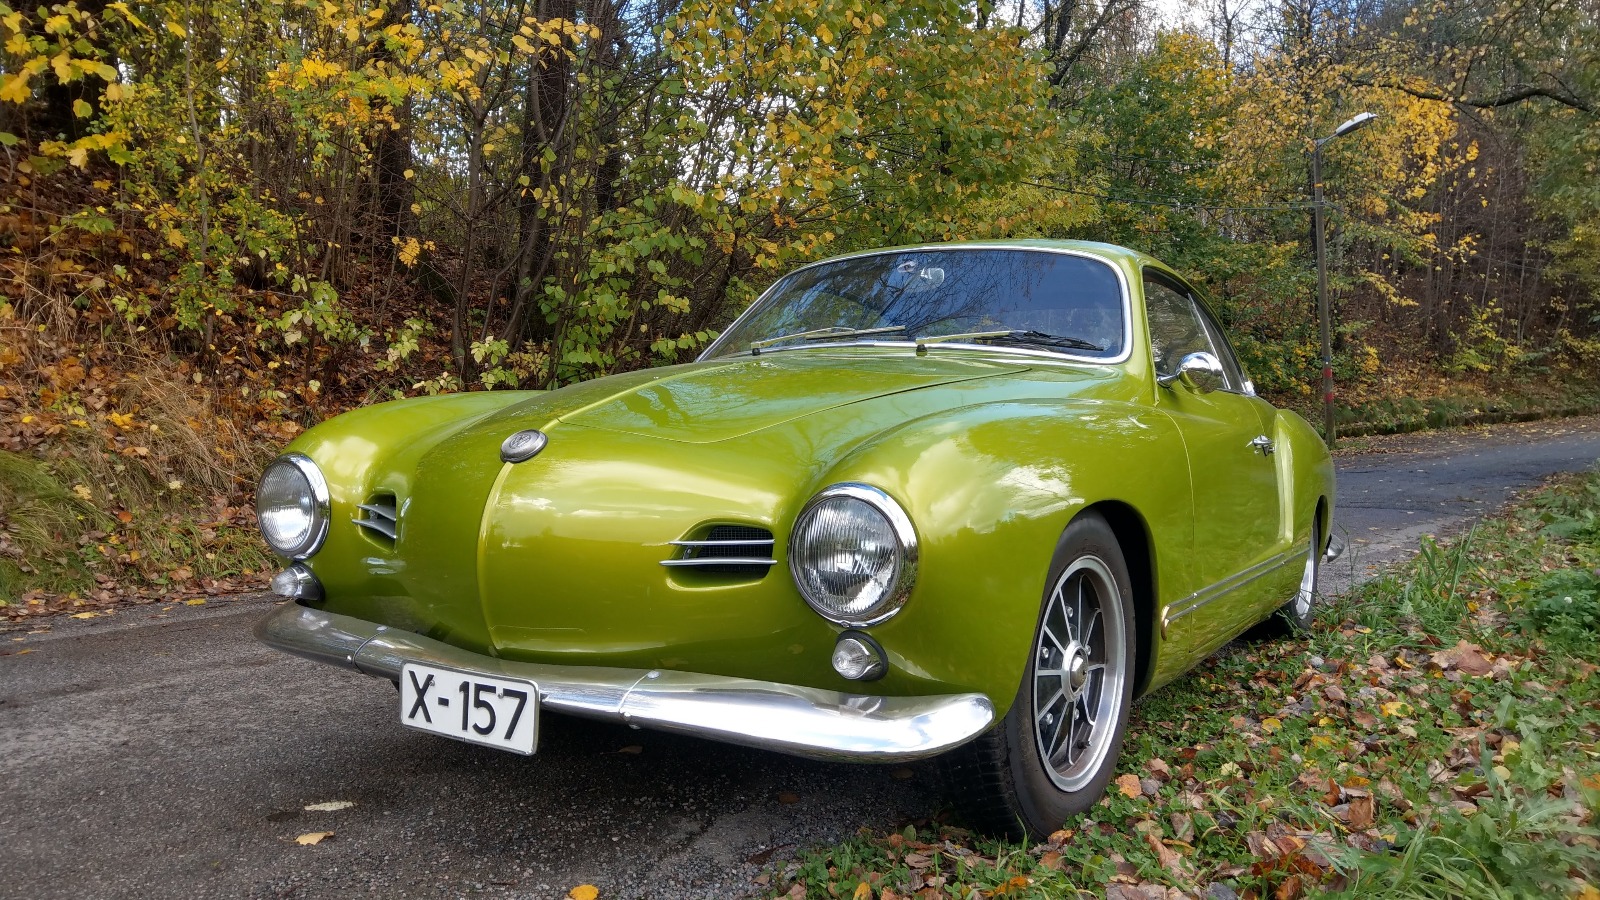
[254,240,1339,839]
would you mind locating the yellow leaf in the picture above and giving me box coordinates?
[567,886,599,900]
[816,23,834,44]
[1262,717,1283,734]
[1380,701,1412,717]
[70,612,99,619]
[185,599,206,606]
[1115,772,1142,798]
[852,883,872,900]
[294,831,333,845]
[165,20,187,37]
[72,98,93,118]
[72,484,93,502]
[103,82,123,102]
[0,72,31,104]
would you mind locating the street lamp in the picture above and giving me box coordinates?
[1312,111,1376,446]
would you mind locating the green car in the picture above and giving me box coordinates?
[254,240,1338,839]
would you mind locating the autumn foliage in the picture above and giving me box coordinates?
[1,0,1598,604]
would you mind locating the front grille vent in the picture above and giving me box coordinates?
[661,525,776,578]
[353,493,399,544]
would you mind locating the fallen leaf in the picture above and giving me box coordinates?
[852,882,872,900]
[1430,640,1494,676]
[303,801,354,812]
[615,745,643,754]
[1262,717,1283,734]
[185,599,206,606]
[295,831,333,845]
[568,886,599,900]
[69,612,98,619]
[1116,772,1142,798]
[1348,795,1375,829]
[1143,828,1189,879]
[1039,851,1063,870]
[777,791,800,804]
[889,767,914,780]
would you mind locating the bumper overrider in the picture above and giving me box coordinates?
[255,601,996,763]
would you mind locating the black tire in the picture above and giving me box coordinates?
[1251,515,1322,638]
[940,511,1137,840]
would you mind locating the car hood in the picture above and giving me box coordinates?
[550,352,1028,443]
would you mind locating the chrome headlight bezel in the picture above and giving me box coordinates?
[788,483,919,627]
[256,452,331,560]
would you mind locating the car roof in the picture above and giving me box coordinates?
[795,239,1176,281]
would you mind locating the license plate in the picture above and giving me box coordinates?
[399,662,538,755]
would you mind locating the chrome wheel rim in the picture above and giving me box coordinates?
[1031,555,1126,792]
[1293,521,1320,619]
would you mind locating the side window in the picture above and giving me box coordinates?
[1142,275,1243,392]
[1189,297,1249,392]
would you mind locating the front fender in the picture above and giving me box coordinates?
[808,399,1197,719]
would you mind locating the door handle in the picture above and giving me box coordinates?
[1249,435,1275,456]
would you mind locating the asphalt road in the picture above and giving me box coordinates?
[3,416,1598,900]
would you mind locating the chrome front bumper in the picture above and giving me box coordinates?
[254,602,995,763]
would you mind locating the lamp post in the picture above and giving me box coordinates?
[1312,111,1376,446]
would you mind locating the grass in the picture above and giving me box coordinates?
[1329,382,1600,439]
[762,469,1600,899]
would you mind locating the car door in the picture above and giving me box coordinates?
[1144,273,1283,629]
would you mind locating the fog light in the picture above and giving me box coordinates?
[831,631,887,681]
[271,564,323,602]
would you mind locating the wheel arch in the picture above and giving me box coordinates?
[1078,500,1158,699]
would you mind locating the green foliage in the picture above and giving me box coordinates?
[1517,569,1600,651]
[1333,776,1600,899]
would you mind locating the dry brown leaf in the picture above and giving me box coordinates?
[1143,829,1188,879]
[1039,851,1064,871]
[1348,795,1376,829]
[1116,772,1142,799]
[294,831,333,846]
[615,745,643,754]
[777,791,800,804]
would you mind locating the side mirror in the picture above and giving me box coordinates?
[1159,351,1225,394]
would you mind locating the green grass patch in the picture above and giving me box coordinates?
[764,470,1600,899]
[0,447,271,610]
[0,448,109,600]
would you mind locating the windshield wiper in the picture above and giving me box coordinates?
[914,330,1104,353]
[750,325,905,355]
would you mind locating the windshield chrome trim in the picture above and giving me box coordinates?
[698,244,1134,366]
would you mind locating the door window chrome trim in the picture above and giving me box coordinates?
[1158,546,1303,637]
[1141,266,1256,397]
[699,244,1134,366]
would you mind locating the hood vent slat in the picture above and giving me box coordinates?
[662,525,775,577]
[354,496,399,543]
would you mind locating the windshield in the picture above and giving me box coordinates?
[704,248,1127,360]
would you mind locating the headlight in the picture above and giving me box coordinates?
[256,453,330,559]
[789,483,918,626]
